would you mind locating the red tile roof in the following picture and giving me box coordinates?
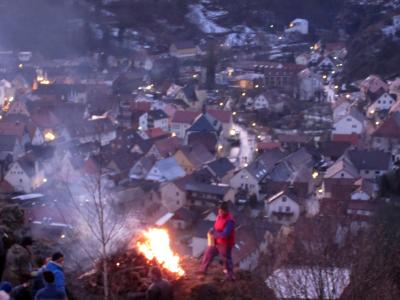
[207,109,232,124]
[0,121,26,138]
[145,128,169,139]
[372,112,400,138]
[331,133,360,145]
[154,137,182,157]
[171,110,199,124]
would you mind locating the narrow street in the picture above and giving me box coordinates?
[230,123,256,168]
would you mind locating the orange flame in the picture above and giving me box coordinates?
[136,228,185,277]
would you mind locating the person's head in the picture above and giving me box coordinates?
[51,252,64,266]
[149,266,162,282]
[0,291,10,300]
[0,282,12,294]
[42,271,55,284]
[21,236,33,251]
[218,201,229,217]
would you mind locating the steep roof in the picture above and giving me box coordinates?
[150,157,185,181]
[324,159,359,179]
[179,144,214,168]
[207,109,232,124]
[188,113,222,134]
[171,110,199,124]
[205,157,235,179]
[372,111,400,138]
[0,134,18,152]
[154,137,182,157]
[346,149,391,171]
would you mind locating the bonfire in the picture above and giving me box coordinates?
[80,227,185,295]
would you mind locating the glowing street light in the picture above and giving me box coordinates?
[312,171,319,179]
[252,122,256,127]
[232,111,237,116]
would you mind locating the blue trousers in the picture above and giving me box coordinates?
[199,244,233,276]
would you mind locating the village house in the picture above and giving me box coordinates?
[159,178,188,212]
[231,73,265,90]
[0,79,15,108]
[367,92,397,116]
[332,107,366,143]
[347,179,377,232]
[146,136,182,159]
[169,41,201,59]
[167,206,198,230]
[245,94,270,111]
[235,61,305,93]
[175,84,208,109]
[297,69,324,101]
[0,119,31,146]
[265,191,301,225]
[33,83,88,103]
[67,117,116,146]
[332,97,352,120]
[0,134,24,160]
[360,75,388,97]
[202,157,236,184]
[6,99,30,117]
[285,18,309,35]
[170,110,199,139]
[344,149,392,179]
[146,156,185,182]
[174,144,214,174]
[184,111,222,149]
[129,156,157,180]
[138,109,169,132]
[263,148,314,198]
[185,181,235,208]
[230,149,287,200]
[5,155,46,193]
[371,111,400,157]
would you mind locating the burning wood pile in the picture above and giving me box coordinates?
[79,228,185,296]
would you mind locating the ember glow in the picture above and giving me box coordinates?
[136,228,185,277]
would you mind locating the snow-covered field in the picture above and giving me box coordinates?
[186,4,228,34]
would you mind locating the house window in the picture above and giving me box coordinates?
[286,206,290,212]
[282,196,287,202]
[177,201,180,205]
[352,125,357,128]
[375,171,380,175]
[340,173,344,178]
[365,170,369,174]
[176,192,180,196]
[19,179,23,183]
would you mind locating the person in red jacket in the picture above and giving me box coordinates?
[198,202,235,280]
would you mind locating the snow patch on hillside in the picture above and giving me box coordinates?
[187,4,228,34]
[224,26,256,47]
